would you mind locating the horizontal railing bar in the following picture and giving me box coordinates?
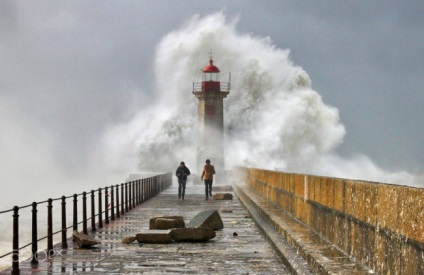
[0,208,13,214]
[19,203,33,210]
[0,251,12,258]
[0,189,109,213]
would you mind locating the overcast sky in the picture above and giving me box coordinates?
[1,1,423,203]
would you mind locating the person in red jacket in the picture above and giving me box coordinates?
[201,159,216,200]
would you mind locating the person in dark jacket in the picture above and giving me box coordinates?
[176,161,191,200]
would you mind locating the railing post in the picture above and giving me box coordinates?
[134,181,138,206]
[61,196,67,249]
[149,178,152,199]
[82,192,88,234]
[73,194,78,232]
[111,185,115,221]
[141,180,144,203]
[12,206,20,275]
[121,183,124,215]
[138,180,142,205]
[115,184,120,218]
[98,188,103,228]
[146,179,149,200]
[105,187,109,224]
[47,198,53,256]
[31,202,38,265]
[128,182,132,211]
[91,190,96,232]
[125,183,128,212]
[130,181,134,209]
[133,181,137,208]
[143,179,146,202]
[147,178,149,199]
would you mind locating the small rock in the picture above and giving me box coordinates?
[220,208,233,213]
[212,193,233,200]
[121,236,136,244]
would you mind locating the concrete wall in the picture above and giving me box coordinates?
[234,167,424,274]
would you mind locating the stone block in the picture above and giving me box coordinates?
[136,230,172,244]
[308,176,317,202]
[377,184,399,229]
[268,171,279,187]
[73,230,100,248]
[155,218,185,230]
[212,193,233,200]
[319,177,328,207]
[364,182,378,225]
[354,182,366,222]
[294,174,304,198]
[149,216,184,229]
[344,180,355,217]
[187,210,224,230]
[170,228,216,242]
[401,187,424,243]
[333,179,344,212]
[325,178,334,209]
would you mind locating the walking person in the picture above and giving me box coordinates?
[176,161,191,200]
[201,159,215,200]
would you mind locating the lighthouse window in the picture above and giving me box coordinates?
[203,72,220,82]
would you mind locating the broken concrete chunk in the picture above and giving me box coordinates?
[121,236,136,244]
[149,216,185,229]
[170,228,216,242]
[136,230,172,244]
[73,230,100,248]
[187,210,224,230]
[213,193,233,200]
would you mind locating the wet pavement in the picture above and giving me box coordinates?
[8,182,289,274]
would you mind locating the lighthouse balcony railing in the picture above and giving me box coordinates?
[193,82,230,92]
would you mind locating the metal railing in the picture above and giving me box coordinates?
[0,172,172,275]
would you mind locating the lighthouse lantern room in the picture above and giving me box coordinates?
[201,58,221,92]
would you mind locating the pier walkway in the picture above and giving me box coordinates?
[9,182,291,274]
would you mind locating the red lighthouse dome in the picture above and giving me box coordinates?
[202,59,220,73]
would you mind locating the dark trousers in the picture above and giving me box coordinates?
[178,180,187,199]
[204,180,213,198]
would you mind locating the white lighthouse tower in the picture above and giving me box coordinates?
[192,57,230,183]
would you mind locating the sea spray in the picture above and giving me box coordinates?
[102,12,421,186]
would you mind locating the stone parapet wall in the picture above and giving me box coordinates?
[233,166,424,274]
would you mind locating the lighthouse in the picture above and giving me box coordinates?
[192,57,230,182]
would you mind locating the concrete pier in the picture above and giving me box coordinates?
[8,182,290,274]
